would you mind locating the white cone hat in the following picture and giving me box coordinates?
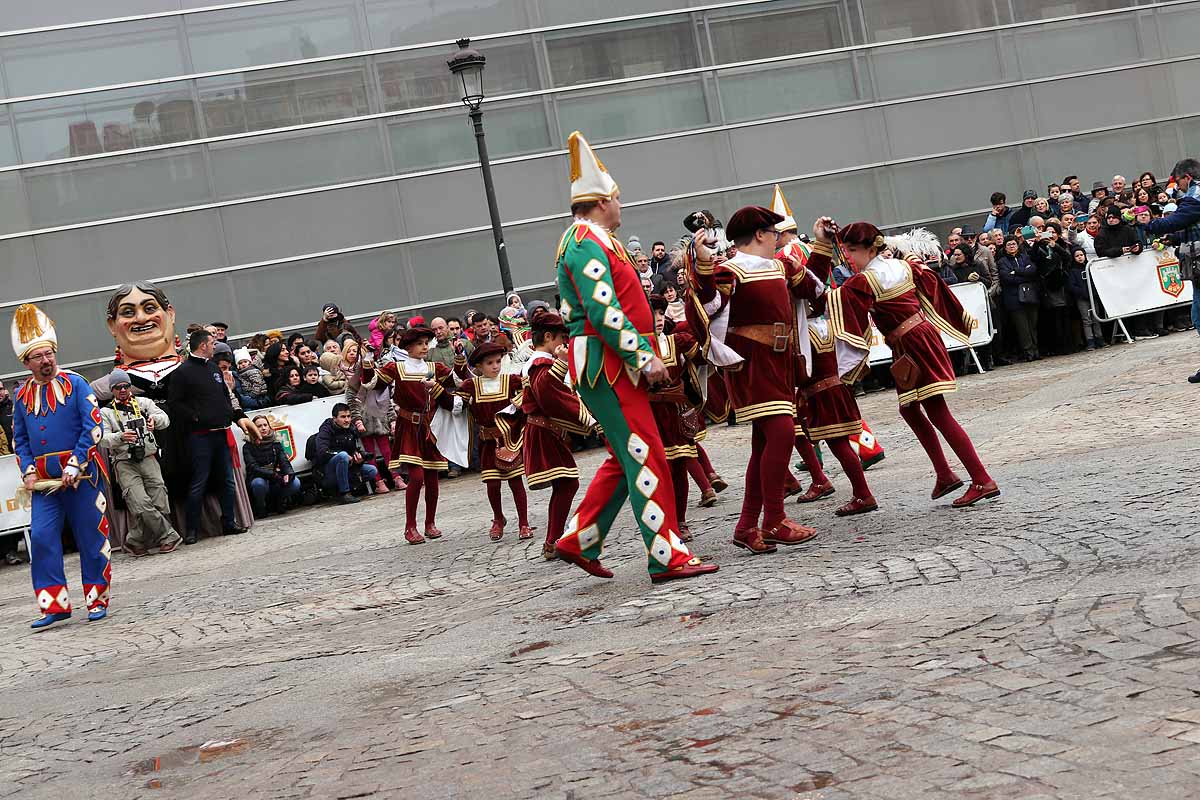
[771,184,798,233]
[568,131,618,205]
[11,304,57,361]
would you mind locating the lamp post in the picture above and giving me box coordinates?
[447,38,513,296]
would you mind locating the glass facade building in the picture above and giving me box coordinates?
[0,0,1196,376]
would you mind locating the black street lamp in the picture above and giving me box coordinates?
[447,38,513,296]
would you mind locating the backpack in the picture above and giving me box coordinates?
[304,433,318,463]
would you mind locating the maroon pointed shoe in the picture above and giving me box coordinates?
[732,527,777,555]
[553,545,614,579]
[650,558,719,584]
[762,519,818,546]
[952,480,1001,508]
[931,474,964,500]
[835,496,878,517]
[797,482,835,503]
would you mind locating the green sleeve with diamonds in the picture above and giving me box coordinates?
[557,235,654,373]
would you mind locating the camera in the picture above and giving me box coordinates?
[125,417,147,461]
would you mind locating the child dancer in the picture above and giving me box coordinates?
[827,223,1000,507]
[497,309,595,560]
[374,326,463,544]
[457,342,531,541]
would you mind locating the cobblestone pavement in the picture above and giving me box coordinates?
[2,336,1200,799]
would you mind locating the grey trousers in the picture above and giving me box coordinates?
[1075,297,1102,343]
[114,456,179,549]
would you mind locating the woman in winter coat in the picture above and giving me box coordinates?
[997,235,1041,361]
[1067,246,1104,350]
[262,342,297,397]
[1030,222,1073,356]
[273,366,314,405]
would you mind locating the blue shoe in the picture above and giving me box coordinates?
[87,607,107,623]
[30,612,71,630]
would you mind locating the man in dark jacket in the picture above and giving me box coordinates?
[167,329,260,543]
[243,415,300,518]
[1139,157,1200,380]
[1009,190,1037,231]
[315,403,378,504]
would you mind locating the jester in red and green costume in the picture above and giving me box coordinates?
[551,131,718,584]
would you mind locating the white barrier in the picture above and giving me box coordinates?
[867,281,995,366]
[1087,249,1192,321]
[0,396,342,534]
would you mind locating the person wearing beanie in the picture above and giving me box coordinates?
[233,348,269,409]
[549,131,717,584]
[687,206,837,553]
[455,342,531,542]
[827,221,1000,509]
[314,303,360,344]
[99,367,181,558]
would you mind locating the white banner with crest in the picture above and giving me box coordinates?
[1087,249,1192,321]
[867,281,995,366]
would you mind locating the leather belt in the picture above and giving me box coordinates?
[479,426,502,441]
[885,312,924,349]
[527,414,568,442]
[729,322,792,353]
[401,410,431,425]
[649,383,689,405]
[802,376,844,400]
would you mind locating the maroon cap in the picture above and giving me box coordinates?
[839,221,885,249]
[725,206,785,242]
[397,326,435,348]
[529,308,569,333]
[468,341,507,367]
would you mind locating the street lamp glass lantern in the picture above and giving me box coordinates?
[447,38,486,111]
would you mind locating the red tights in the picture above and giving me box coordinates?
[827,437,872,499]
[486,478,529,527]
[736,415,794,532]
[685,458,712,494]
[404,465,440,529]
[545,478,579,547]
[696,445,716,477]
[795,436,825,483]
[898,395,990,485]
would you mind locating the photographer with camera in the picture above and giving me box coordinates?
[99,368,182,556]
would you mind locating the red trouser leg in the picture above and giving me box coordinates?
[757,415,795,531]
[545,478,579,546]
[921,395,992,485]
[795,436,830,486]
[424,470,440,528]
[405,466,424,529]
[898,402,956,481]
[670,459,689,527]
[736,423,766,531]
[486,480,504,520]
[508,478,529,527]
[827,436,872,499]
[696,445,716,477]
[686,458,712,494]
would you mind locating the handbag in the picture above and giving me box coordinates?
[1018,282,1040,305]
[889,354,920,393]
[494,442,522,469]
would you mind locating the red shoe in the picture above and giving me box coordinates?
[783,473,803,497]
[931,474,964,500]
[732,527,776,555]
[393,478,408,491]
[518,525,535,540]
[650,558,719,584]
[374,479,390,495]
[679,524,693,543]
[698,489,718,508]
[797,482,834,503]
[489,518,505,541]
[541,541,558,561]
[952,480,1001,508]
[835,496,878,516]
[762,519,818,545]
[709,474,728,493]
[424,525,443,540]
[553,545,614,579]
[404,527,425,545]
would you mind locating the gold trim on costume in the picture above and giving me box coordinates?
[806,420,864,441]
[734,400,796,422]
[663,444,699,460]
[527,465,579,488]
[865,265,916,302]
[897,380,957,407]
[390,455,449,470]
[480,467,526,482]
